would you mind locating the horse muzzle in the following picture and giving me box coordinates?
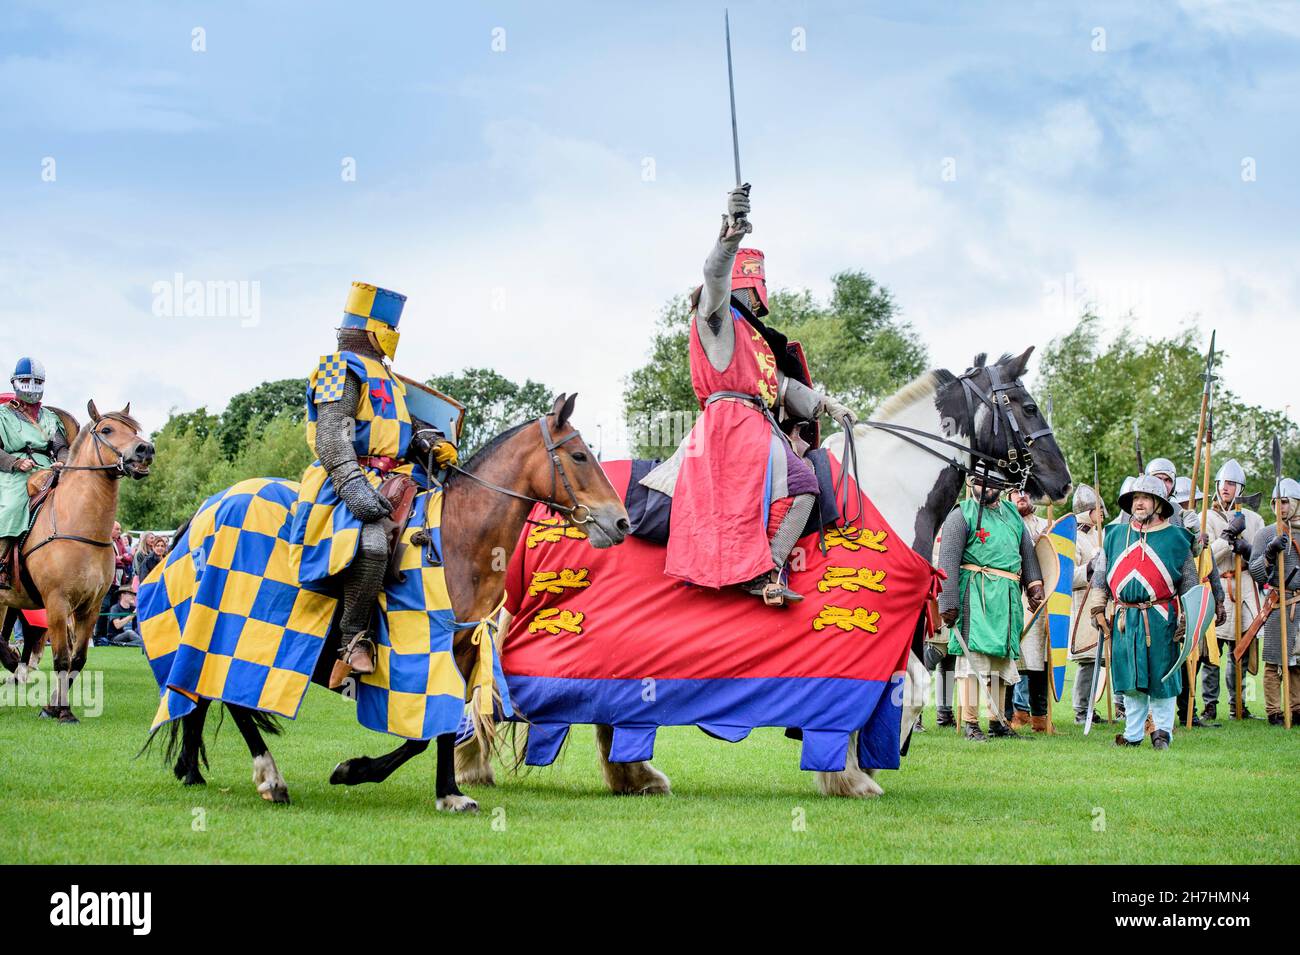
[581,507,630,549]
[126,442,155,479]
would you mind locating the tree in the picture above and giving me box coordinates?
[425,367,556,458]
[1036,313,1299,522]
[215,379,305,458]
[622,270,928,459]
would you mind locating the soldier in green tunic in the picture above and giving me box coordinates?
[938,471,1045,742]
[1088,474,1199,750]
[0,358,70,589]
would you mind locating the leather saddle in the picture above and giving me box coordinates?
[376,473,419,584]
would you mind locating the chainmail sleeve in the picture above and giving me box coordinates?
[1176,555,1200,596]
[1019,526,1042,586]
[937,507,968,614]
[1089,540,1112,601]
[314,371,389,522]
[50,427,69,463]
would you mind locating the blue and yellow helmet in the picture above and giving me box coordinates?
[340,282,405,359]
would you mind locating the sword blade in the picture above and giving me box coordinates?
[1083,636,1105,735]
[725,9,742,185]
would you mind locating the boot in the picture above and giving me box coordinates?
[1202,702,1217,721]
[1113,733,1141,748]
[935,708,957,728]
[740,571,803,607]
[330,631,376,687]
[962,721,988,742]
[1268,713,1284,726]
[988,719,1021,739]
[1150,729,1171,750]
[1190,712,1220,728]
[1031,714,1055,734]
[912,714,925,733]
[1009,710,1032,730]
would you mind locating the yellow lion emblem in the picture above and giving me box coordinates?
[817,567,887,594]
[527,608,585,635]
[812,605,881,634]
[526,518,588,549]
[528,568,592,596]
[824,526,888,553]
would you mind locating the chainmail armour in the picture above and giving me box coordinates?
[317,328,394,637]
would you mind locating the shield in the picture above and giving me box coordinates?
[396,375,466,445]
[1163,583,1215,682]
[1033,514,1076,701]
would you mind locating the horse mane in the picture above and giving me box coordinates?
[873,370,945,421]
[451,420,532,479]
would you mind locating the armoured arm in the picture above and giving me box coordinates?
[0,448,17,472]
[936,508,968,614]
[696,187,752,372]
[315,372,391,523]
[1089,543,1113,601]
[1019,526,1042,586]
[50,428,69,464]
[781,378,856,427]
[1248,527,1273,587]
[1175,555,1200,596]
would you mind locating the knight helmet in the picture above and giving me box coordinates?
[1145,457,1177,482]
[1172,475,1193,506]
[11,357,45,405]
[731,248,769,318]
[340,282,406,360]
[1119,473,1174,519]
[1072,482,1104,517]
[1215,458,1247,488]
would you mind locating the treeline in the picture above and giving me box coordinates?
[119,370,556,530]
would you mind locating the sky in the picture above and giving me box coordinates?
[2,0,1298,456]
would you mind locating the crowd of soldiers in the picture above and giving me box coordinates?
[922,456,1300,747]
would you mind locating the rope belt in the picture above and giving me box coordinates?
[960,563,1020,616]
[1114,597,1178,647]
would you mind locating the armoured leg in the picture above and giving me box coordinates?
[0,537,12,588]
[1027,668,1048,717]
[770,494,814,567]
[337,522,389,675]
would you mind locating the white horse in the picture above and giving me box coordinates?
[459,348,1072,797]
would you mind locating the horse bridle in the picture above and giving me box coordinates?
[22,419,144,558]
[854,365,1053,492]
[437,416,593,526]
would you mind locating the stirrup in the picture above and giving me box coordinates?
[329,632,376,688]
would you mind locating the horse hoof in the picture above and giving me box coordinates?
[435,794,479,813]
[328,759,368,786]
[182,772,206,787]
[253,753,290,804]
[258,786,291,804]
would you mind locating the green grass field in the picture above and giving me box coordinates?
[1,649,1295,864]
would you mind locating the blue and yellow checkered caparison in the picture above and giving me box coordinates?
[340,281,405,359]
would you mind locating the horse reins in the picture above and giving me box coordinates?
[22,418,142,559]
[440,416,593,526]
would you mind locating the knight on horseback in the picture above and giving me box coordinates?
[0,358,70,589]
[640,185,857,606]
[288,282,459,679]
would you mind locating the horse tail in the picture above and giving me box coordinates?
[232,706,284,738]
[136,718,205,773]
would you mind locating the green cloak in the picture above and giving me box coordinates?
[948,497,1027,659]
[0,403,65,538]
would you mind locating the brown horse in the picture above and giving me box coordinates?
[164,393,630,810]
[0,401,153,721]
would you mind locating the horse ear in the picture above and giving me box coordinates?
[87,400,101,423]
[122,402,131,415]
[558,393,578,429]
[549,393,568,421]
[1003,346,1035,379]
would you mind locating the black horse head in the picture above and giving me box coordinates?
[938,347,1072,505]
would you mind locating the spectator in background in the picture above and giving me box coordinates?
[131,532,157,590]
[111,522,133,589]
[105,585,143,648]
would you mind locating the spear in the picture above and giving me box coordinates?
[1188,403,1220,728]
[1094,451,1113,721]
[1188,330,1216,505]
[1233,492,1244,721]
[1273,436,1292,729]
[1133,420,1145,475]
